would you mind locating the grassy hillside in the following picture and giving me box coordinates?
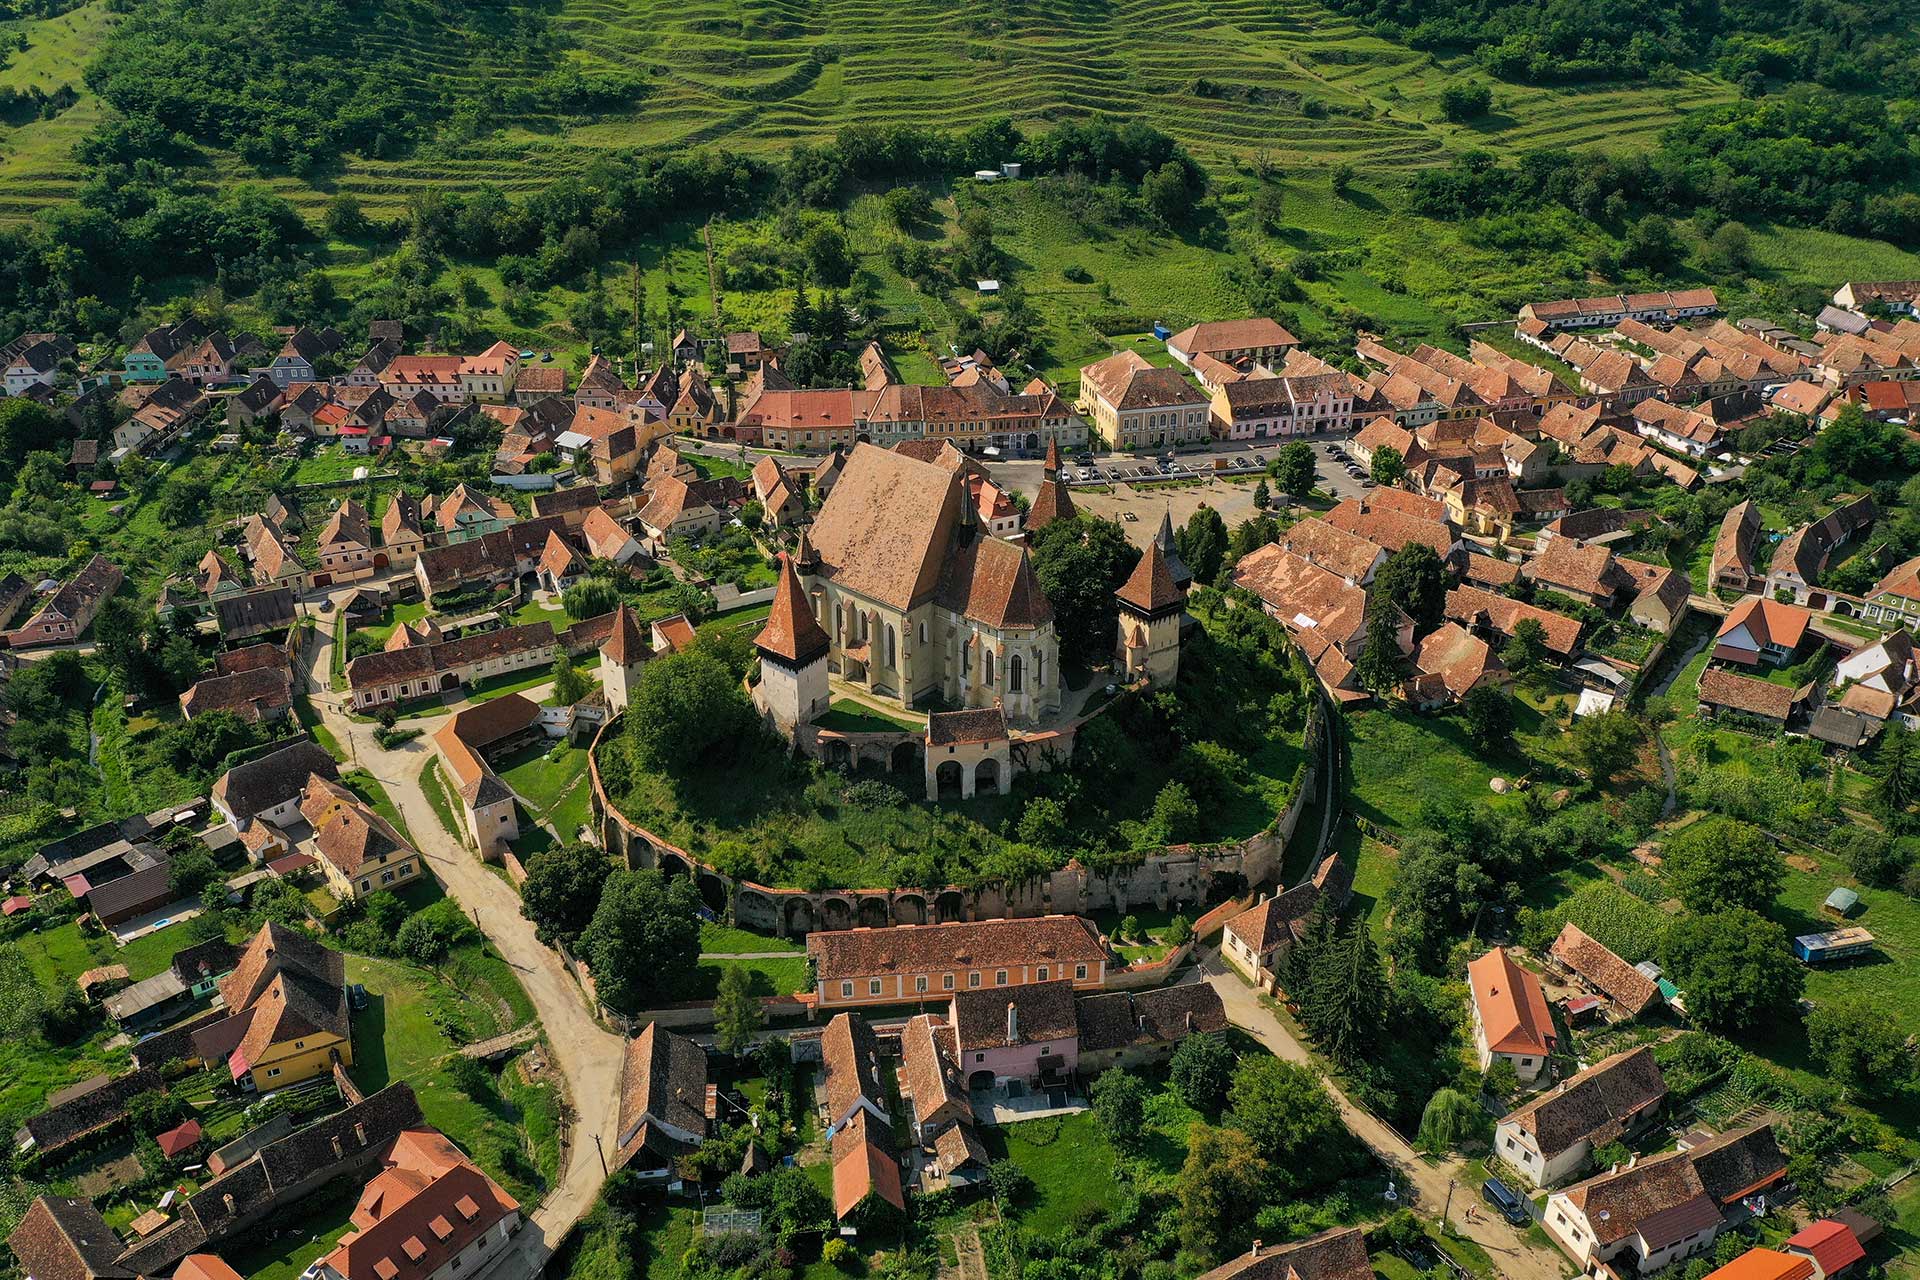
[0,0,1740,227]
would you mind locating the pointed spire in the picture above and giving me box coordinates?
[1028,475,1076,532]
[755,553,830,667]
[1117,538,1185,615]
[604,602,648,666]
[1153,507,1193,590]
[1043,438,1061,477]
[794,527,819,572]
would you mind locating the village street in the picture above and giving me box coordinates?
[1202,966,1570,1280]
[301,619,627,1280]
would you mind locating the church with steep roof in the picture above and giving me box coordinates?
[756,443,1062,726]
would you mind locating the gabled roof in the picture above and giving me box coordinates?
[615,1024,708,1166]
[1784,1221,1866,1277]
[1717,596,1812,653]
[6,1197,134,1280]
[1116,538,1185,615]
[1687,1123,1787,1205]
[806,916,1105,984]
[1501,1045,1666,1159]
[756,554,830,666]
[1468,947,1553,1056]
[1699,667,1799,721]
[1192,1227,1371,1280]
[950,979,1077,1051]
[1562,1149,1718,1248]
[1551,922,1659,1014]
[1707,1250,1815,1280]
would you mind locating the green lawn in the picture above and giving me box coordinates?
[699,922,804,954]
[692,955,810,998]
[985,1112,1122,1237]
[220,1184,358,1280]
[344,952,550,1202]
[497,742,590,815]
[1345,708,1523,835]
[813,698,925,734]
[460,668,558,703]
[418,758,463,841]
[355,600,428,646]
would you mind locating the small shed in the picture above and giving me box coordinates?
[1794,927,1875,964]
[1822,887,1860,918]
[975,279,1001,294]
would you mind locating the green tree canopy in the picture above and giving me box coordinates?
[1269,442,1316,497]
[1659,817,1783,915]
[625,646,757,770]
[1091,1067,1150,1147]
[519,842,610,948]
[1373,542,1446,632]
[1661,908,1804,1036]
[1169,1031,1236,1114]
[1030,514,1141,667]
[577,868,704,1013]
[1227,1056,1341,1172]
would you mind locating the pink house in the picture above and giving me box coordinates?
[948,980,1079,1091]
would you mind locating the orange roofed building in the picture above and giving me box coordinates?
[1468,947,1555,1083]
[312,1129,521,1280]
[806,915,1109,1011]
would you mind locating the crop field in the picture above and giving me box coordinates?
[1,0,1743,227]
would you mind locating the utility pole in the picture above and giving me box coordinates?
[631,261,643,374]
[1441,1179,1455,1233]
[590,1131,607,1176]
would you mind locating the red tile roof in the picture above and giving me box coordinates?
[1468,947,1554,1056]
[1786,1220,1866,1277]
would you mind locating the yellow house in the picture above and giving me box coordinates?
[190,921,352,1091]
[300,775,425,900]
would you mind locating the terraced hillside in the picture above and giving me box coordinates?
[0,0,1738,226]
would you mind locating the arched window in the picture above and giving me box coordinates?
[984,650,995,687]
[886,625,897,668]
[1010,654,1024,694]
[1035,652,1045,688]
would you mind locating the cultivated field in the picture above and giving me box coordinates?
[0,0,1741,226]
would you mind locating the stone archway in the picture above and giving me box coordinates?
[968,1069,994,1091]
[935,890,965,923]
[975,757,1001,796]
[736,889,777,931]
[891,741,920,774]
[934,760,964,800]
[785,896,815,936]
[825,739,852,770]
[857,896,889,928]
[894,893,928,926]
[696,872,730,914]
[658,852,693,881]
[822,896,855,931]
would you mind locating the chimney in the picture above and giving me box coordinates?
[1006,1001,1018,1045]
[1251,1241,1263,1258]
[224,1195,236,1214]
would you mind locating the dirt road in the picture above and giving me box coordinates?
[302,625,626,1278]
[1203,966,1570,1280]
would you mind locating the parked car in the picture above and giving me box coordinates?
[1480,1177,1529,1227]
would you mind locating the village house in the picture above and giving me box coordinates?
[1767,496,1876,604]
[412,515,566,599]
[1632,398,1730,458]
[1519,289,1719,331]
[1526,539,1632,609]
[1468,947,1555,1083]
[458,341,520,402]
[636,475,722,544]
[1444,586,1584,660]
[1549,922,1660,1019]
[751,455,808,526]
[1712,500,1762,593]
[212,737,340,832]
[216,586,298,644]
[300,775,424,900]
[432,695,547,856]
[1074,982,1228,1075]
[1077,350,1213,449]
[1782,1220,1870,1280]
[347,621,559,711]
[1,332,69,396]
[1862,554,1920,629]
[1220,857,1355,990]
[1209,370,1356,440]
[947,980,1079,1090]
[268,328,333,388]
[380,355,467,404]
[1699,667,1804,732]
[1193,1228,1373,1280]
[897,1014,987,1191]
[806,915,1109,1011]
[12,1068,165,1156]
[1496,1046,1669,1188]
[179,661,294,724]
[822,1013,907,1225]
[8,555,123,648]
[614,1023,709,1178]
[1165,317,1300,370]
[1713,596,1814,668]
[308,1128,519,1280]
[188,921,352,1091]
[1405,623,1508,709]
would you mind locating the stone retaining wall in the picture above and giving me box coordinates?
[587,693,1325,939]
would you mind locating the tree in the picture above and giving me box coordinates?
[1369,444,1407,486]
[396,899,477,965]
[1169,1032,1236,1114]
[1141,160,1193,225]
[324,193,370,239]
[625,647,756,770]
[1299,919,1387,1065]
[1270,442,1315,497]
[550,652,589,705]
[1150,781,1200,844]
[519,842,609,947]
[0,398,58,467]
[1661,908,1804,1035]
[1251,183,1285,232]
[1177,1123,1267,1263]
[1807,995,1916,1095]
[1462,685,1514,750]
[1660,817,1784,914]
[1438,82,1492,122]
[1330,164,1356,197]
[561,578,620,620]
[1571,709,1638,781]
[1030,514,1140,667]
[713,964,765,1055]
[1624,215,1681,272]
[576,869,703,1014]
[1354,605,1406,696]
[1500,617,1549,677]
[1373,542,1445,632]
[1702,221,1752,274]
[1252,479,1271,510]
[1870,725,1920,827]
[1091,1067,1149,1147]
[1415,1087,1481,1153]
[1227,1056,1340,1170]
[1176,505,1229,586]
